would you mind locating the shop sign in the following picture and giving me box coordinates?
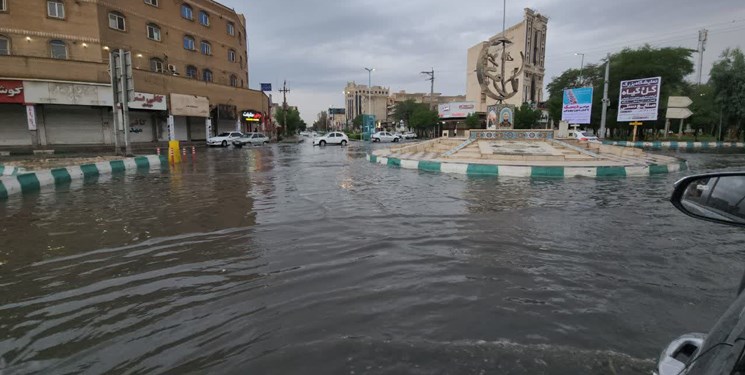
[129,92,167,111]
[23,81,113,106]
[170,94,209,117]
[0,80,25,104]
[242,110,263,122]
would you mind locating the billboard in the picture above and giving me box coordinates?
[617,77,662,122]
[170,94,209,117]
[438,101,476,119]
[561,87,593,124]
[486,104,515,129]
[362,114,375,141]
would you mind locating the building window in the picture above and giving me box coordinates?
[186,65,197,79]
[203,69,213,82]
[228,49,236,62]
[200,41,211,55]
[199,11,209,26]
[183,35,195,50]
[150,58,164,73]
[181,4,192,20]
[0,0,6,12]
[146,23,161,41]
[227,22,235,36]
[144,0,158,6]
[50,40,67,59]
[230,75,238,87]
[238,31,242,45]
[0,35,9,55]
[47,0,65,19]
[108,12,126,31]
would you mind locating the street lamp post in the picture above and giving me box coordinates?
[575,52,585,85]
[364,67,375,139]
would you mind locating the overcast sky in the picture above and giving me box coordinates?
[220,0,745,124]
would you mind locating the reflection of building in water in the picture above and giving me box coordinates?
[466,8,548,112]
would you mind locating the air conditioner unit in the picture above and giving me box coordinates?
[168,64,177,73]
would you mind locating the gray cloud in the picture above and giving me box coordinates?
[220,0,745,123]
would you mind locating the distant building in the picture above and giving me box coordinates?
[387,91,466,121]
[466,8,548,112]
[344,82,389,126]
[328,108,346,130]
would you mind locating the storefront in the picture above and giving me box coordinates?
[24,81,114,145]
[241,109,264,133]
[169,94,210,141]
[128,92,167,143]
[0,80,32,146]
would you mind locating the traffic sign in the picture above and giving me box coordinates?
[666,107,693,119]
[668,96,693,108]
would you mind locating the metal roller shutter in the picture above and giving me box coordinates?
[44,105,107,145]
[0,104,32,146]
[128,111,155,143]
[217,119,236,134]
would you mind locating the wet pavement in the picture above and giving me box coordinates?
[2,142,745,374]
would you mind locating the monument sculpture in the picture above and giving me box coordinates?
[476,37,524,104]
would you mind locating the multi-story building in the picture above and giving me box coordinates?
[0,0,269,147]
[386,90,466,122]
[344,82,388,127]
[328,108,345,130]
[466,8,548,112]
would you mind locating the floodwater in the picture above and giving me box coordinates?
[2,142,745,374]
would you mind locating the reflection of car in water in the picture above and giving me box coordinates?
[657,172,745,374]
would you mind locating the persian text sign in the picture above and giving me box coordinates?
[129,92,167,111]
[170,94,209,117]
[0,80,25,104]
[617,77,662,122]
[438,102,476,119]
[561,87,593,124]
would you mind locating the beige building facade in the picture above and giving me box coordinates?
[466,8,548,112]
[0,0,269,147]
[344,81,389,127]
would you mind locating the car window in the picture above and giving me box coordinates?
[218,132,230,137]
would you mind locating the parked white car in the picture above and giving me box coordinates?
[313,132,349,146]
[403,131,417,139]
[233,132,270,147]
[372,131,400,143]
[573,131,598,142]
[207,132,243,147]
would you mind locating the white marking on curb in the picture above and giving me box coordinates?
[441,163,469,174]
[499,166,532,177]
[2,178,21,196]
[668,163,681,172]
[95,162,112,174]
[643,142,653,147]
[625,166,649,176]
[378,157,388,165]
[66,166,84,180]
[401,159,419,169]
[146,155,162,167]
[565,167,597,178]
[34,171,55,188]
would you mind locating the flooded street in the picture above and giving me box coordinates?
[2,143,745,374]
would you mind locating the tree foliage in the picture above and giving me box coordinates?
[546,45,695,137]
[274,106,302,136]
[514,103,543,129]
[465,113,480,128]
[392,100,421,127]
[312,111,328,131]
[710,48,745,140]
[352,115,363,127]
[409,106,439,129]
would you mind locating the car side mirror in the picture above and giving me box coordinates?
[671,172,745,227]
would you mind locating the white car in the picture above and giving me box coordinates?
[372,131,400,143]
[313,132,349,146]
[207,132,243,147]
[402,131,417,139]
[573,131,598,142]
[233,132,269,147]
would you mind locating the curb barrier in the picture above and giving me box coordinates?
[602,141,745,149]
[366,154,688,179]
[0,155,168,200]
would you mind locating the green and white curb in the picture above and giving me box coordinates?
[0,165,23,176]
[0,155,168,199]
[366,154,688,178]
[603,141,745,149]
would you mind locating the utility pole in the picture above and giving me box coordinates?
[599,53,610,139]
[697,29,708,85]
[279,80,290,135]
[421,68,435,110]
[575,52,585,85]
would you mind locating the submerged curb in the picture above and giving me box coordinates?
[366,154,688,178]
[0,165,23,176]
[603,141,745,149]
[0,155,168,199]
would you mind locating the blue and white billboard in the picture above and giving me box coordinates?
[562,87,593,124]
